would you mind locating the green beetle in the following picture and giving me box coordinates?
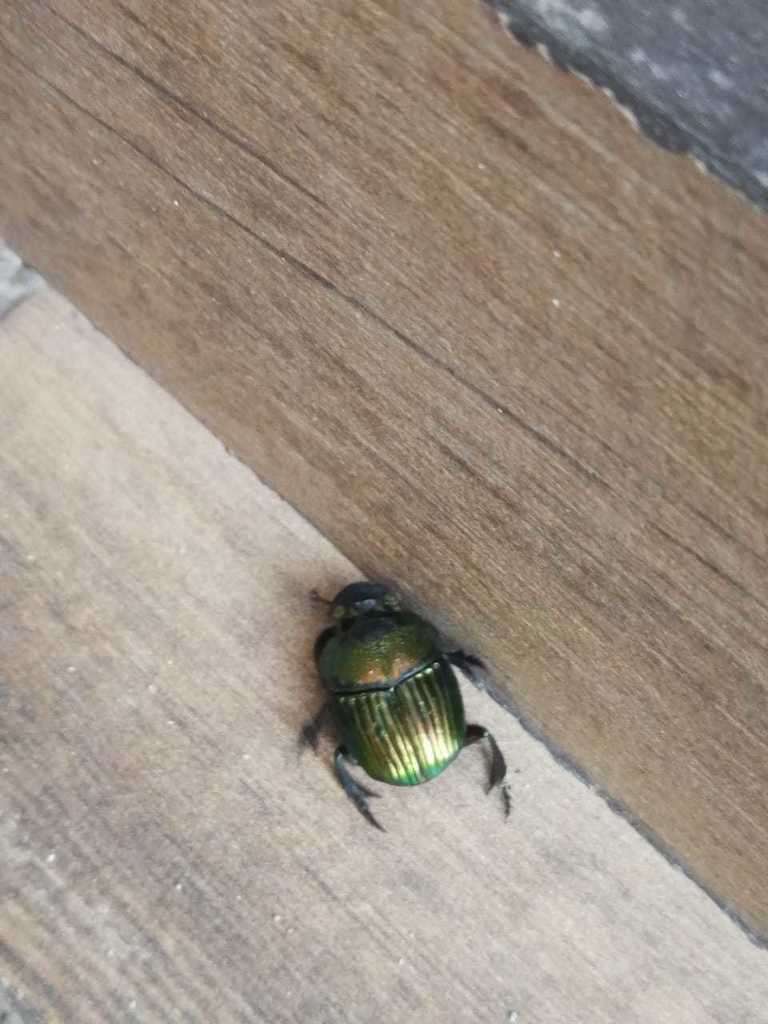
[301,582,510,831]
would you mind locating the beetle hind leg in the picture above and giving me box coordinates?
[334,746,385,832]
[464,724,511,819]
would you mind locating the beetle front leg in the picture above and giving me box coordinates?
[299,700,333,755]
[449,649,486,682]
[464,724,511,819]
[334,746,385,832]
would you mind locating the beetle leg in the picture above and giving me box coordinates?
[334,746,385,832]
[314,626,335,664]
[299,700,333,755]
[448,649,486,682]
[464,724,512,819]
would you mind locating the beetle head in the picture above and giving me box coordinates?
[329,582,402,624]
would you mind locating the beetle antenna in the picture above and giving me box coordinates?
[310,588,331,606]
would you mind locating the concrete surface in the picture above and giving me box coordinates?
[490,0,768,208]
[1,284,768,1022]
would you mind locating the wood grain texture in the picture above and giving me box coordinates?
[3,287,768,1023]
[1,0,768,935]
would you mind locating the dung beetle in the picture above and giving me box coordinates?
[301,581,510,831]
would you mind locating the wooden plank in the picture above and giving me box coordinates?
[1,0,768,935]
[2,286,768,1023]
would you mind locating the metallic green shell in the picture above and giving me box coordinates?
[317,613,438,691]
[333,659,465,786]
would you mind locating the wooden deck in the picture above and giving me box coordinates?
[2,286,767,1021]
[2,0,768,944]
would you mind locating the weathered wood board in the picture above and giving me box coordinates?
[2,287,768,1022]
[1,1,767,935]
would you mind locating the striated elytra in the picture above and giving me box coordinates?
[301,581,510,831]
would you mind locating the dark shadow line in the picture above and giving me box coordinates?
[40,0,330,211]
